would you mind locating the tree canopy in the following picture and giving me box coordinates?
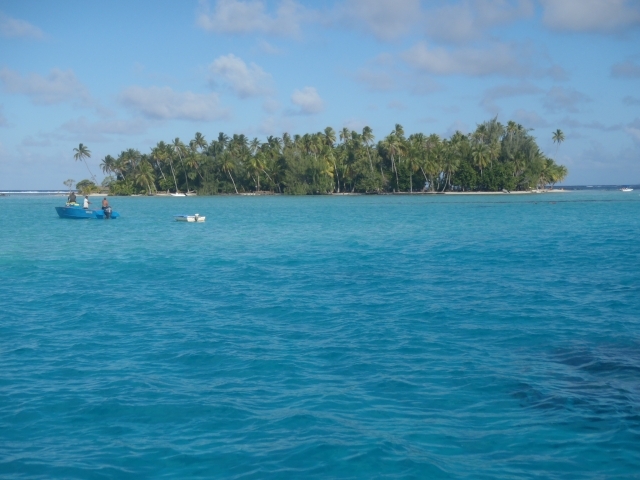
[99,118,568,196]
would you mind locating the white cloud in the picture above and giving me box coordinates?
[338,0,422,40]
[511,109,549,128]
[540,0,640,33]
[560,117,622,132]
[119,86,229,121]
[256,39,281,55]
[387,100,407,110]
[196,0,309,37]
[209,54,272,98]
[480,82,542,113]
[262,98,280,113]
[625,118,640,144]
[0,68,91,105]
[623,96,640,106]
[61,116,150,138]
[611,60,640,78]
[402,42,530,77]
[444,120,469,137]
[290,86,324,114]
[0,12,44,39]
[21,135,53,147]
[543,86,590,113]
[355,69,395,92]
[424,0,534,44]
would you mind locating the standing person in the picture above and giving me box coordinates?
[101,197,112,219]
[83,195,91,209]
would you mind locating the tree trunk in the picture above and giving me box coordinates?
[228,171,238,194]
[169,160,179,192]
[156,161,166,180]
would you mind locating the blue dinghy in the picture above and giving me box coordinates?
[55,205,119,219]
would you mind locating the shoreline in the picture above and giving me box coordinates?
[1,189,572,197]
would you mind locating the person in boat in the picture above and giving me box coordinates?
[83,195,91,209]
[102,197,109,210]
[67,191,77,204]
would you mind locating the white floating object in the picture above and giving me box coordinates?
[175,214,206,222]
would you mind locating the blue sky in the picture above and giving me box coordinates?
[1,0,639,188]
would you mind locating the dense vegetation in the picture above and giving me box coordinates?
[88,118,567,195]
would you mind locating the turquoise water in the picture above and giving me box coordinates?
[1,192,639,479]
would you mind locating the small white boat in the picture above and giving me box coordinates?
[171,192,186,197]
[620,187,633,192]
[185,191,198,196]
[175,213,205,222]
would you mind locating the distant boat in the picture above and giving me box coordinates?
[620,187,633,192]
[174,213,205,222]
[185,191,198,196]
[171,192,186,197]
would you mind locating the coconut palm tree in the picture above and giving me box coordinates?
[134,160,155,194]
[220,151,238,193]
[381,132,405,191]
[361,126,375,175]
[472,143,490,177]
[73,143,96,181]
[339,127,350,146]
[100,155,116,176]
[193,132,208,151]
[552,129,565,157]
[322,127,340,192]
[172,138,189,192]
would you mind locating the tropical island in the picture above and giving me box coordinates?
[72,118,568,196]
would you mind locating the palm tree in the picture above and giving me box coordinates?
[100,155,116,176]
[172,138,189,192]
[73,143,95,181]
[382,132,405,191]
[134,160,155,194]
[472,143,490,177]
[322,127,340,192]
[552,129,565,157]
[220,151,238,193]
[339,127,350,146]
[156,141,179,192]
[193,132,208,151]
[361,126,375,175]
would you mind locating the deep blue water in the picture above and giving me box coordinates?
[1,192,639,479]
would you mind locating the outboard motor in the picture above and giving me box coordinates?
[104,206,112,219]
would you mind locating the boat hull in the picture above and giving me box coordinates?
[174,215,205,222]
[55,206,120,219]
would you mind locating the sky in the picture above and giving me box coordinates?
[0,0,639,189]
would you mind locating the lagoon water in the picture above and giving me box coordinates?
[1,191,639,479]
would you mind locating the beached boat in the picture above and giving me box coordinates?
[185,191,198,196]
[55,205,119,219]
[620,187,633,192]
[171,192,186,197]
[174,213,205,222]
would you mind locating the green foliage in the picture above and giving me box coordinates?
[98,119,568,196]
[76,179,99,194]
[109,179,135,196]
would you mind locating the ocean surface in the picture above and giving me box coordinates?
[1,191,639,479]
